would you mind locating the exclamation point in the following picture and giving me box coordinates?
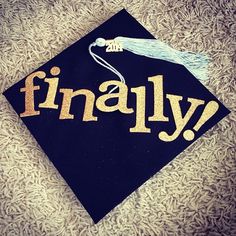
[183,101,220,141]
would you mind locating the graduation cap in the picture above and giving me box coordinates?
[3,9,230,223]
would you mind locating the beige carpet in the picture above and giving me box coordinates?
[0,0,235,235]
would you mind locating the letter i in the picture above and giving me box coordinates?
[39,66,60,109]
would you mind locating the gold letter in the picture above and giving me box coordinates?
[59,88,97,121]
[39,66,60,109]
[96,80,133,113]
[148,75,169,122]
[130,86,151,133]
[20,71,46,117]
[158,95,205,142]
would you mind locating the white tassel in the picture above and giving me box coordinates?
[88,36,209,93]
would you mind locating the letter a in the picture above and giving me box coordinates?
[96,80,133,114]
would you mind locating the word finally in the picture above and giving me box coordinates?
[20,66,219,142]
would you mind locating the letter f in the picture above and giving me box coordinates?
[20,71,46,117]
